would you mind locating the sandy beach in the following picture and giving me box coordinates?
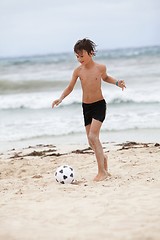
[0,141,160,240]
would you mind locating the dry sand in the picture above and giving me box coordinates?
[0,142,160,240]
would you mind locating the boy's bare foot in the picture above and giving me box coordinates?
[93,171,111,181]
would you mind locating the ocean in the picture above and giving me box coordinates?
[0,46,160,151]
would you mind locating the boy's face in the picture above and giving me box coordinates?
[75,50,92,65]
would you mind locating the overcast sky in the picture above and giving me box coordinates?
[0,0,160,57]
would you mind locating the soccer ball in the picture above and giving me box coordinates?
[55,165,75,184]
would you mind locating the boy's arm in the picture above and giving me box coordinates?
[52,68,79,108]
[101,65,126,91]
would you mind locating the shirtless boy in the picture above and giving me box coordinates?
[52,38,126,181]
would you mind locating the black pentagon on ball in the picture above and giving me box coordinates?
[63,166,67,168]
[55,172,57,176]
[60,181,65,184]
[63,175,68,180]
[70,173,73,177]
[70,167,73,171]
[59,169,63,173]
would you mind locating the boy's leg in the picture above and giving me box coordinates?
[85,124,108,171]
[85,119,109,181]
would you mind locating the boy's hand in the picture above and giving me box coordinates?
[118,80,126,91]
[52,99,62,108]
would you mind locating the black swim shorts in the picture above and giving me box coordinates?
[82,99,107,126]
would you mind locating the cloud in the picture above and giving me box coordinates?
[0,0,159,57]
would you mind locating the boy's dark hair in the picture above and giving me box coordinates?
[74,38,97,56]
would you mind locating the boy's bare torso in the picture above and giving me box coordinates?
[77,62,104,104]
